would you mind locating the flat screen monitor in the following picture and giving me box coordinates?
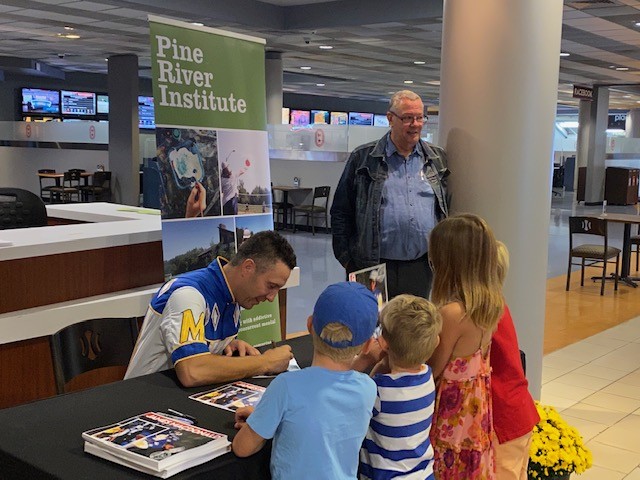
[138,96,155,129]
[282,107,290,124]
[290,109,310,126]
[373,114,389,127]
[61,90,96,116]
[97,94,109,114]
[21,88,60,115]
[330,111,348,125]
[311,110,329,124]
[348,112,374,126]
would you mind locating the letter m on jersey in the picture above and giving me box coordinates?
[179,309,205,343]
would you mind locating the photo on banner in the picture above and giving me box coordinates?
[148,16,282,345]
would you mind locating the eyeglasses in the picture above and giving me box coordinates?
[388,111,427,125]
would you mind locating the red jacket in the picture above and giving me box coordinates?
[491,305,540,443]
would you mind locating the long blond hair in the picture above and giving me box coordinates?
[429,213,504,330]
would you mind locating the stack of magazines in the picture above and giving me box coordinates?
[82,411,230,478]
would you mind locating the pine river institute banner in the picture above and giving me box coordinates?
[148,15,281,346]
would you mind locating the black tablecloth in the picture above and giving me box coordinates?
[0,335,313,480]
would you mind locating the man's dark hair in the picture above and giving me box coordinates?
[231,230,296,271]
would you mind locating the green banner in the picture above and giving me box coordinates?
[149,16,282,345]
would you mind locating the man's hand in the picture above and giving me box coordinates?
[185,182,206,218]
[224,339,260,357]
[234,406,255,429]
[261,345,293,375]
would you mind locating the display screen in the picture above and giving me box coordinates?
[290,110,310,126]
[330,111,348,125]
[21,88,60,115]
[348,112,374,126]
[138,96,155,129]
[282,107,290,124]
[373,114,389,127]
[97,94,109,114]
[311,110,329,124]
[61,90,96,116]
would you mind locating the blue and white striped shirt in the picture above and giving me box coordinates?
[359,365,435,480]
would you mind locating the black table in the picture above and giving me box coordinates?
[0,335,312,480]
[598,213,640,287]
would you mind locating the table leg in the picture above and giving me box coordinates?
[282,192,289,230]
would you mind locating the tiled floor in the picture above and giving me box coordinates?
[278,189,640,477]
[542,315,640,479]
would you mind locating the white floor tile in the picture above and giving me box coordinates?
[542,355,585,375]
[570,465,625,480]
[552,342,618,363]
[539,392,579,411]
[571,364,630,381]
[542,380,597,402]
[581,333,629,351]
[618,370,640,387]
[585,440,640,473]
[624,467,640,479]
[601,382,640,400]
[551,371,616,391]
[562,402,628,427]
[593,415,640,454]
[581,392,640,414]
[561,413,609,442]
[591,353,640,373]
[542,366,571,384]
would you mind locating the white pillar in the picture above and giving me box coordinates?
[626,108,640,138]
[265,51,283,125]
[579,87,609,204]
[439,0,563,398]
[108,54,140,206]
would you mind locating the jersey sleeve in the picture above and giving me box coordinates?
[246,374,288,440]
[159,286,211,366]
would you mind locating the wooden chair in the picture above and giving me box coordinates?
[80,171,112,202]
[49,170,81,203]
[37,169,56,203]
[0,188,48,229]
[566,216,620,295]
[292,186,331,235]
[271,185,293,230]
[49,317,140,394]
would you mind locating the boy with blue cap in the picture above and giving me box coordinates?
[232,282,379,480]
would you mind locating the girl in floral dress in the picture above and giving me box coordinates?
[427,214,504,480]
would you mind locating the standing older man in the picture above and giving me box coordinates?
[330,90,449,299]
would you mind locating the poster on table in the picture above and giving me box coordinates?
[148,16,280,346]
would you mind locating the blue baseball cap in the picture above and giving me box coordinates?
[312,282,379,348]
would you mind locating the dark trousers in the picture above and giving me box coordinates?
[381,254,432,299]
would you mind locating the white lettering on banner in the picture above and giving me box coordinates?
[154,33,248,114]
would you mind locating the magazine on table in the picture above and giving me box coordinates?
[82,411,230,478]
[348,263,388,312]
[189,381,266,412]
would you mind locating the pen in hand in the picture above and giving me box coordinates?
[271,340,277,349]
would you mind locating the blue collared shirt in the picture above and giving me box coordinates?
[379,139,437,260]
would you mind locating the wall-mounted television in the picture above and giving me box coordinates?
[61,90,96,116]
[330,111,348,125]
[290,109,310,126]
[348,112,374,126]
[311,110,329,124]
[138,96,155,129]
[97,94,109,114]
[21,88,60,115]
[373,114,389,127]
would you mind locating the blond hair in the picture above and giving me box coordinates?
[311,322,363,363]
[380,295,442,369]
[496,240,510,285]
[429,213,504,330]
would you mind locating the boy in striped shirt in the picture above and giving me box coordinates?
[359,295,442,480]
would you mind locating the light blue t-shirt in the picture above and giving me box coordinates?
[380,140,437,261]
[247,366,377,480]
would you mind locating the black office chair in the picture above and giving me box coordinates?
[80,171,112,202]
[0,188,48,230]
[38,169,57,203]
[49,170,81,203]
[566,216,620,295]
[49,317,140,394]
[292,186,331,235]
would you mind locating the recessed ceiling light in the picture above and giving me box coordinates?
[559,52,570,57]
[635,21,640,26]
[609,65,616,68]
[426,80,440,86]
[57,33,80,39]
[413,61,426,65]
[316,83,325,86]
[318,45,333,50]
[300,66,311,70]
[616,67,629,71]
[191,22,204,26]
[404,80,414,84]
[624,95,632,98]
[64,26,74,31]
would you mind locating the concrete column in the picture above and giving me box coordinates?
[265,51,283,125]
[439,0,563,398]
[579,87,609,204]
[108,54,139,206]
[626,108,640,138]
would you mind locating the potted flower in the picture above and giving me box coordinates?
[528,402,593,479]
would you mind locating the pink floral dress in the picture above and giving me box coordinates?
[430,345,495,480]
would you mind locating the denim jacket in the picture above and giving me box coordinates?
[330,133,450,270]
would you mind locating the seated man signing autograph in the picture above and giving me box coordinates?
[125,231,296,387]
